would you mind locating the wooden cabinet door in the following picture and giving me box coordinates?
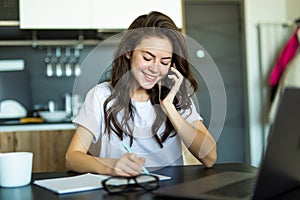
[0,132,14,152]
[14,130,74,172]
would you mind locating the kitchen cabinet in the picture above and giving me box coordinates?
[90,0,182,30]
[0,129,74,172]
[19,0,91,29]
[0,132,14,152]
[19,0,182,30]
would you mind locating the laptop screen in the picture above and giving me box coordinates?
[253,87,300,199]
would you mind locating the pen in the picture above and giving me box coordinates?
[122,143,150,175]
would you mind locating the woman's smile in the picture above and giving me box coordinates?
[142,71,157,82]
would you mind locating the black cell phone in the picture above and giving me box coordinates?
[158,68,173,100]
[167,65,177,84]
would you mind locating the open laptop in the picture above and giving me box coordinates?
[154,87,300,200]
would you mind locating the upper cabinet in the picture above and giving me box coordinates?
[19,0,183,30]
[19,0,91,29]
[90,0,183,30]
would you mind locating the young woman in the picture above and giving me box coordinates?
[65,11,217,177]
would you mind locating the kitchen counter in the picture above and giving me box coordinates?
[0,124,75,172]
[0,122,75,132]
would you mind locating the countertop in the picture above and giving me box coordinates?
[0,119,75,132]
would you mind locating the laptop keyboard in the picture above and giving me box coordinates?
[205,177,256,198]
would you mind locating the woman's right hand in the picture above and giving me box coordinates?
[112,153,146,177]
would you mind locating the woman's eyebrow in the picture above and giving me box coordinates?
[143,50,155,58]
[161,57,172,60]
[143,50,172,60]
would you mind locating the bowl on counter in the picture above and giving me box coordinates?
[38,111,69,122]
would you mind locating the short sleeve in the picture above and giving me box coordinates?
[72,82,111,142]
[181,98,203,123]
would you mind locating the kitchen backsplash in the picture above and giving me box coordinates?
[0,44,115,114]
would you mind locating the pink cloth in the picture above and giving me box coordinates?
[269,27,300,86]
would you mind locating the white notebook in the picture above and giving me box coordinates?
[34,173,171,194]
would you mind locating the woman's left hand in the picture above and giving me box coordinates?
[159,66,183,110]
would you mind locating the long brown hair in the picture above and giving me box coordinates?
[103,11,198,147]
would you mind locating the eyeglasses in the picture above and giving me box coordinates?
[101,174,159,194]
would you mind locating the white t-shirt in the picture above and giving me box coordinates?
[73,82,202,167]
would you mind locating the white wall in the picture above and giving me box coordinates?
[244,0,287,166]
[286,0,300,21]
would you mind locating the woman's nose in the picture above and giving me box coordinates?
[148,62,159,73]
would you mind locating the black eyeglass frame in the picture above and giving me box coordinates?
[101,174,160,194]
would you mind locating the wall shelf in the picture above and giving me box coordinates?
[0,20,19,26]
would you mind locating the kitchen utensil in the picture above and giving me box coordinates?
[65,63,72,77]
[0,99,27,119]
[74,63,81,76]
[74,48,81,76]
[72,94,83,117]
[48,100,55,112]
[46,62,53,77]
[56,63,63,77]
[39,111,69,122]
[55,47,63,77]
[20,117,44,123]
[65,47,72,77]
[64,93,72,115]
[45,47,53,77]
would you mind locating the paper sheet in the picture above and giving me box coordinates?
[34,173,171,194]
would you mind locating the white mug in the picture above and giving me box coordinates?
[0,152,33,187]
